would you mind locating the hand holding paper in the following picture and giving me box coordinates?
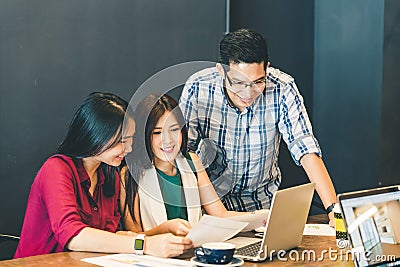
[186,215,248,247]
[227,209,269,232]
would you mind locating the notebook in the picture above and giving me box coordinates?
[226,183,315,261]
[338,185,400,267]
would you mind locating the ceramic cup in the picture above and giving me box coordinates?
[194,242,236,264]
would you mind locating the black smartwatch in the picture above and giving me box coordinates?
[133,234,145,255]
[325,203,336,214]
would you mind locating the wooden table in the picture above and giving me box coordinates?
[0,215,356,266]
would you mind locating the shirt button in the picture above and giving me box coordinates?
[236,136,240,140]
[93,207,98,211]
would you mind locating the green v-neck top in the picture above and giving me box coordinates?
[156,168,188,220]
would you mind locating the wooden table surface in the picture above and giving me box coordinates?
[0,215,357,266]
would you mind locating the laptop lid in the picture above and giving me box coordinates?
[261,183,315,255]
[338,185,400,267]
[230,183,315,261]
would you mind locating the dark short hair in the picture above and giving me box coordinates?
[219,29,269,69]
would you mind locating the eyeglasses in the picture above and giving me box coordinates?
[224,71,266,92]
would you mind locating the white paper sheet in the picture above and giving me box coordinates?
[81,253,193,267]
[255,223,335,236]
[227,209,269,232]
[303,224,335,236]
[186,214,248,247]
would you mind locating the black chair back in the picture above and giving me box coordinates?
[0,234,20,260]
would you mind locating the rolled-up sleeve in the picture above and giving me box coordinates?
[278,80,322,166]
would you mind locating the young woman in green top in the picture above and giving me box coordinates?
[120,94,266,236]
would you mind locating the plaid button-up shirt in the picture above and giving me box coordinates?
[179,66,321,211]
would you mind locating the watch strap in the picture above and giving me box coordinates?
[325,203,336,214]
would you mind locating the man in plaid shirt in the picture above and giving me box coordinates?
[179,29,337,225]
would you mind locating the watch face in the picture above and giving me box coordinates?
[134,239,144,250]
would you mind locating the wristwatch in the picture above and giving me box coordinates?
[325,203,337,214]
[133,234,145,255]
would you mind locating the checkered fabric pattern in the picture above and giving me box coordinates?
[179,66,321,211]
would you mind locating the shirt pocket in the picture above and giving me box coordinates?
[78,208,93,225]
[104,215,121,232]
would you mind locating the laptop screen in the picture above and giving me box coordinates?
[338,185,400,267]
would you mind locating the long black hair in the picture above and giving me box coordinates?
[123,94,188,224]
[57,92,130,197]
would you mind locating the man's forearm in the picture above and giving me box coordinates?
[300,153,337,209]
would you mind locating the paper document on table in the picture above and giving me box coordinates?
[187,214,248,247]
[81,253,193,267]
[303,224,335,236]
[255,223,335,236]
[227,209,269,232]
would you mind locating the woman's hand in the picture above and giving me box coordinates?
[144,233,193,258]
[161,219,191,236]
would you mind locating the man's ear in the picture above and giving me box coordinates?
[216,63,225,77]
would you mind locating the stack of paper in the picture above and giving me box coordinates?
[302,224,335,236]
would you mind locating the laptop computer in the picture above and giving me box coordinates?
[338,185,400,267]
[226,183,315,261]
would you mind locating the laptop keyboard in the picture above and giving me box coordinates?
[235,240,262,257]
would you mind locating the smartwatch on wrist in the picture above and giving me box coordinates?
[133,234,145,255]
[325,203,337,214]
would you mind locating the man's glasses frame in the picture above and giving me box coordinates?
[224,69,267,93]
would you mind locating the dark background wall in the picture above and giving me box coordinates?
[381,0,400,186]
[0,0,226,236]
[230,0,315,193]
[0,0,399,237]
[313,0,384,192]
